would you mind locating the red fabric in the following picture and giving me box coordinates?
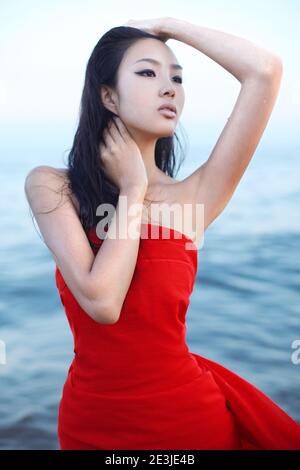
[55,223,300,450]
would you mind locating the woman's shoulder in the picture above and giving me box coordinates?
[26,165,69,185]
[42,166,80,216]
[51,166,68,178]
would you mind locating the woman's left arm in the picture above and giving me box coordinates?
[161,17,282,82]
[161,18,283,231]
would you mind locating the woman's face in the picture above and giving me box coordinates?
[113,38,185,139]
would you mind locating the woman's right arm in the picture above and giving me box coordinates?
[24,165,147,325]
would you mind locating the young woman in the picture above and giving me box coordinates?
[24,17,300,450]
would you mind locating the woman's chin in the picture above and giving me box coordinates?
[158,128,176,138]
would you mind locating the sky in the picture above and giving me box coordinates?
[0,0,299,169]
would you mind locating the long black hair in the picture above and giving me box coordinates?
[32,26,188,237]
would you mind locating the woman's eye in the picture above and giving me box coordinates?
[136,70,183,84]
[137,69,155,77]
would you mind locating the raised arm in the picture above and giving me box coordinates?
[24,165,147,324]
[161,18,283,231]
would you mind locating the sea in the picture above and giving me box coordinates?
[0,135,299,449]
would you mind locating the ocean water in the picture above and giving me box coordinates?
[0,141,299,450]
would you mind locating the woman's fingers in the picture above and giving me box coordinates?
[106,119,123,144]
[110,118,128,144]
[102,116,131,148]
[103,122,116,144]
[112,116,132,143]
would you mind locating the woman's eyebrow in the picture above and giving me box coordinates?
[133,58,183,70]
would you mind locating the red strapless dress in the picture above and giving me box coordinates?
[55,223,300,450]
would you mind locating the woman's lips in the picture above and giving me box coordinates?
[158,108,177,118]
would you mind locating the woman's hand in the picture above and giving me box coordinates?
[99,116,148,193]
[122,17,171,42]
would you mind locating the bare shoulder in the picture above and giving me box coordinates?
[158,169,205,203]
[175,165,207,203]
[143,174,203,247]
[24,165,68,191]
[24,165,80,216]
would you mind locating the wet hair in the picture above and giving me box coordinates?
[30,26,188,237]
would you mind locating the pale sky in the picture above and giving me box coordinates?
[0,0,299,167]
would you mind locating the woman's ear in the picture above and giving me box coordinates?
[99,85,118,114]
